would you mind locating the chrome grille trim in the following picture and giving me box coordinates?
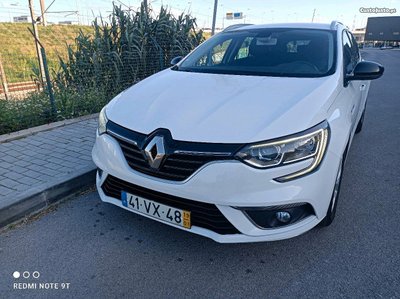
[106,121,243,182]
[174,150,232,156]
[107,130,138,147]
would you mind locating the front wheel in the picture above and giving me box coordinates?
[319,158,343,227]
[355,109,365,134]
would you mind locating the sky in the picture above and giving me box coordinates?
[0,0,399,29]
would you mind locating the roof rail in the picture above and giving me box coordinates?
[330,20,343,30]
[223,24,253,33]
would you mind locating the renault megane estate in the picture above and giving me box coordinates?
[92,21,384,243]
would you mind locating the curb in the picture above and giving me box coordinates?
[0,165,97,229]
[0,113,99,144]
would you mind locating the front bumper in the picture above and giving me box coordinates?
[92,132,341,243]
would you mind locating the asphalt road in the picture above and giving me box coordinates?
[1,49,399,299]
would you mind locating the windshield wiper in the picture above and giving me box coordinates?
[171,66,192,72]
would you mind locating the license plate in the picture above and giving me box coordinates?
[121,191,191,229]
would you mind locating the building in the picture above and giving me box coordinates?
[352,28,366,43]
[365,16,400,42]
[58,21,80,25]
[13,16,32,23]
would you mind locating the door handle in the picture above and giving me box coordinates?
[360,84,366,91]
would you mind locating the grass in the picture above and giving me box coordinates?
[0,22,92,83]
[0,23,105,134]
[0,86,108,134]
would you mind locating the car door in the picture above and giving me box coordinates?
[343,30,362,135]
[349,32,369,119]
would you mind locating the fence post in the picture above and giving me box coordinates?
[149,36,163,71]
[39,0,48,27]
[29,0,45,85]
[0,53,9,101]
[40,48,56,119]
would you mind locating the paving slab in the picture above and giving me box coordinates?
[0,115,98,228]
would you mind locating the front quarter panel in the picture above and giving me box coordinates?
[326,27,358,159]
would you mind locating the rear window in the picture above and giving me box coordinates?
[177,28,336,78]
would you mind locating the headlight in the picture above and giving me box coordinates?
[98,91,126,135]
[98,106,108,135]
[235,120,329,182]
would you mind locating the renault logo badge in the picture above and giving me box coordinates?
[144,136,166,169]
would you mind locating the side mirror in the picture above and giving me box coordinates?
[170,56,184,66]
[346,61,384,81]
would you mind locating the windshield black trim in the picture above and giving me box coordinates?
[172,66,334,78]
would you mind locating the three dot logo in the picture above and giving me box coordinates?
[13,271,40,279]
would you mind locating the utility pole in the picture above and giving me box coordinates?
[28,0,45,84]
[221,4,224,29]
[311,9,316,23]
[39,0,47,26]
[207,7,211,28]
[75,0,81,24]
[7,5,12,22]
[144,0,148,15]
[0,53,9,101]
[86,0,90,25]
[188,2,192,14]
[211,0,218,36]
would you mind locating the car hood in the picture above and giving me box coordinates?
[107,69,339,143]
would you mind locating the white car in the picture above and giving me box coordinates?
[92,21,384,243]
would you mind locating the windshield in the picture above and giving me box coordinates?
[176,28,336,77]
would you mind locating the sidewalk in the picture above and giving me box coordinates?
[0,115,98,228]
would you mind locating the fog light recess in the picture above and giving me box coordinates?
[97,168,103,179]
[237,203,315,229]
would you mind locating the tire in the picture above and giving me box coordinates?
[355,109,365,134]
[319,158,344,227]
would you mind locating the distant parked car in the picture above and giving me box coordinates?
[380,46,393,50]
[93,21,384,243]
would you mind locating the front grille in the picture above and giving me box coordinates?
[114,136,224,181]
[102,175,240,235]
[107,121,242,182]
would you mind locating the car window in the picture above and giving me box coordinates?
[348,31,360,62]
[343,30,360,75]
[342,31,354,74]
[235,37,253,60]
[178,28,336,78]
[195,39,232,66]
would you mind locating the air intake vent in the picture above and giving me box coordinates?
[102,175,241,235]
